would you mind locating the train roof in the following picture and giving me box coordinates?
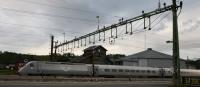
[94,64,160,70]
[29,61,87,65]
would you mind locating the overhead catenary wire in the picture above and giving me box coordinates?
[54,3,184,56]
[151,12,171,29]
[126,12,171,38]
[65,11,171,51]
[62,27,168,54]
[122,12,173,45]
[56,4,177,48]
[3,9,169,53]
[102,12,172,48]
[64,22,153,51]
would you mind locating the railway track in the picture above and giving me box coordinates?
[0,75,171,82]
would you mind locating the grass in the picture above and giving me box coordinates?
[0,69,16,75]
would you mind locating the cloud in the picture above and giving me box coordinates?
[0,0,199,59]
[180,19,200,34]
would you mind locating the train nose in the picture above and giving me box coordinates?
[18,67,25,75]
[18,68,23,75]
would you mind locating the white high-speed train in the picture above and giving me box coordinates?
[18,61,200,77]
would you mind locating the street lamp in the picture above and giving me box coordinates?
[166,40,173,43]
[96,16,101,41]
[62,32,66,54]
[96,16,100,30]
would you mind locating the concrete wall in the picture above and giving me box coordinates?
[122,59,187,69]
[180,60,187,69]
[138,59,147,67]
[123,61,138,66]
[147,59,172,68]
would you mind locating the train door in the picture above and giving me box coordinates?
[36,62,40,73]
[94,66,99,76]
[88,65,99,76]
[159,68,165,78]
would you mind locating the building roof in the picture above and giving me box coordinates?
[83,45,107,51]
[121,48,173,61]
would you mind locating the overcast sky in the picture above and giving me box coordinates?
[0,0,199,60]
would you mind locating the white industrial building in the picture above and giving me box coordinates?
[120,48,189,69]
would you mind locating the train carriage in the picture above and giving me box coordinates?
[18,61,200,78]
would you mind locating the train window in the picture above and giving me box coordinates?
[119,69,123,72]
[130,70,135,73]
[147,70,150,73]
[112,69,117,72]
[181,72,184,74]
[30,63,34,69]
[152,71,156,73]
[125,70,129,72]
[104,69,110,72]
[141,70,145,73]
[136,70,139,73]
[30,63,34,67]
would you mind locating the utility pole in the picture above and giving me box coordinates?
[172,0,181,87]
[54,41,58,60]
[63,32,66,55]
[90,50,95,77]
[96,16,101,41]
[50,35,54,62]
[186,56,189,69]
[96,16,100,30]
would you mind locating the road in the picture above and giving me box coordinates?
[0,81,171,87]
